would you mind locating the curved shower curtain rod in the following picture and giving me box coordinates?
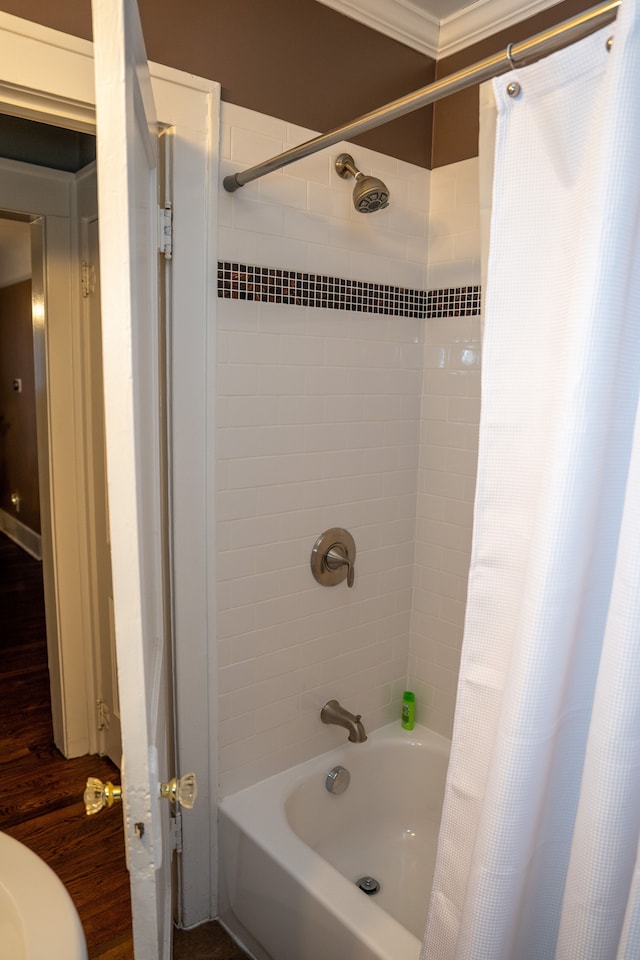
[223,0,619,193]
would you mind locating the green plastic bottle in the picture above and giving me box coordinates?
[401,691,415,730]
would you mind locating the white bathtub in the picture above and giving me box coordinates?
[0,831,87,960]
[219,722,450,960]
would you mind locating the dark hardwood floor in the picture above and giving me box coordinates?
[0,532,133,959]
[0,532,250,960]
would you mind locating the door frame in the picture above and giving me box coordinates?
[0,159,97,759]
[0,11,219,926]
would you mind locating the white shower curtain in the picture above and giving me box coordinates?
[422,1,640,958]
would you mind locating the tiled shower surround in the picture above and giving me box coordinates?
[217,102,481,794]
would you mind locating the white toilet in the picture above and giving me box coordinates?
[0,831,87,960]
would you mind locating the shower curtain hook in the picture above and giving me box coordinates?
[506,43,518,69]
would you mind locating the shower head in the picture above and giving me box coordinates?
[335,153,390,214]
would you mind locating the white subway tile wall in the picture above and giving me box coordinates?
[410,156,482,739]
[427,159,482,291]
[217,101,481,792]
[218,103,429,795]
[409,313,482,739]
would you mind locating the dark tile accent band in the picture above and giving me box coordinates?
[217,261,480,319]
[425,286,481,318]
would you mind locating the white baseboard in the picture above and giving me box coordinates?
[0,508,42,560]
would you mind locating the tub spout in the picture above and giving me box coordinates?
[320,699,367,743]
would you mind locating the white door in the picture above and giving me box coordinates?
[0,7,219,935]
[91,0,173,956]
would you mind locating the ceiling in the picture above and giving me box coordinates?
[317,0,562,57]
[0,114,95,173]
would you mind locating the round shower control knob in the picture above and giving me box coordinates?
[311,528,356,588]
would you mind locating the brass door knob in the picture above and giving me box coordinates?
[84,777,122,816]
[83,772,197,816]
[160,773,197,809]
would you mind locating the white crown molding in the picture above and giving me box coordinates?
[317,0,441,58]
[316,0,562,60]
[438,0,561,58]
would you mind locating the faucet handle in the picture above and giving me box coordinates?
[325,546,355,587]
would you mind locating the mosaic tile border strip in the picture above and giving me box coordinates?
[217,261,480,319]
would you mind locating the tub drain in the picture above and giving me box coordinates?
[356,876,380,895]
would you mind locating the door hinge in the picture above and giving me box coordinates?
[170,809,183,853]
[96,698,111,731]
[158,202,173,260]
[81,259,91,298]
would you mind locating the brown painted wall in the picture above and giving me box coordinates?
[0,0,605,169]
[0,0,435,168]
[432,0,596,167]
[0,280,40,533]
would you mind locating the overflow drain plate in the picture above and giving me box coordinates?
[356,876,380,895]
